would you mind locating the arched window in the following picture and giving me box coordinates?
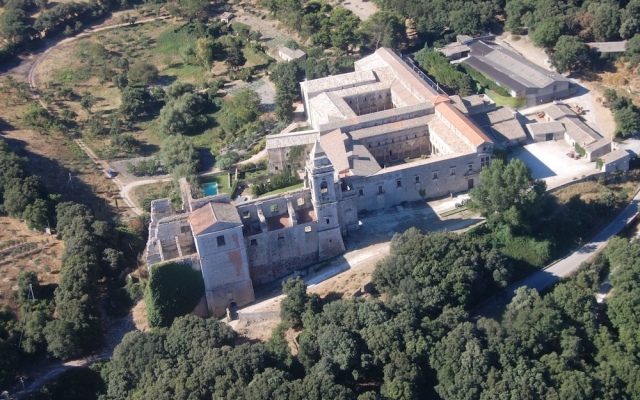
[320,181,328,194]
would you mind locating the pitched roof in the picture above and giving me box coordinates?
[600,148,630,163]
[189,202,241,236]
[463,41,570,92]
[525,121,565,136]
[435,102,493,148]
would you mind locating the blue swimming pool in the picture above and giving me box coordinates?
[202,182,218,196]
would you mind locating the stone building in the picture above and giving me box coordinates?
[146,47,506,317]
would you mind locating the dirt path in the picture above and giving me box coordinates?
[231,7,302,57]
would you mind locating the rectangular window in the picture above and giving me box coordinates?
[325,217,330,225]
[216,235,226,246]
[378,185,384,194]
[481,156,491,168]
[250,239,257,246]
[358,188,364,196]
[450,167,456,176]
[242,211,250,219]
[415,176,420,183]
[396,180,402,188]
[270,204,278,213]
[432,171,438,180]
[277,233,285,240]
[468,164,473,171]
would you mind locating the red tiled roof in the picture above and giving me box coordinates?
[435,102,492,148]
[189,202,241,236]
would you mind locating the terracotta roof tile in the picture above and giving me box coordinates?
[435,102,492,148]
[189,202,241,236]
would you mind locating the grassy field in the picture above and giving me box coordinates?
[485,90,526,108]
[258,182,304,197]
[129,181,174,212]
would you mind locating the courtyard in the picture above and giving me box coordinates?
[510,140,600,189]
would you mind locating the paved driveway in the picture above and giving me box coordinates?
[474,187,640,317]
[510,141,599,188]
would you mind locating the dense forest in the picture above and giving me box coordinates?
[0,138,148,388]
[32,228,638,400]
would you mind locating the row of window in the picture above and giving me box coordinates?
[366,133,425,148]
[241,197,309,219]
[358,168,466,196]
[247,225,315,247]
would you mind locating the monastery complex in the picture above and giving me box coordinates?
[145,47,628,317]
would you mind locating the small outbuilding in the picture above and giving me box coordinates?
[599,148,630,173]
[220,12,234,24]
[279,46,306,62]
[526,121,565,142]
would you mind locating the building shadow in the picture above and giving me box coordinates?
[3,135,116,221]
[509,147,556,179]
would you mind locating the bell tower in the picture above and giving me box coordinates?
[306,140,345,259]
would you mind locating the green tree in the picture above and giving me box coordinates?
[587,1,620,42]
[230,87,261,125]
[625,34,640,64]
[619,0,640,39]
[175,0,209,20]
[271,61,301,123]
[431,322,489,400]
[614,106,640,137]
[127,61,159,86]
[160,134,199,172]
[145,262,205,327]
[225,39,247,70]
[280,277,310,329]
[359,11,406,50]
[0,7,31,45]
[119,87,155,120]
[532,18,564,49]
[467,158,547,233]
[23,198,51,230]
[244,368,293,400]
[329,8,361,52]
[195,38,220,70]
[3,175,42,217]
[549,36,592,74]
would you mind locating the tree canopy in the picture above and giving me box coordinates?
[468,158,547,233]
[145,262,205,327]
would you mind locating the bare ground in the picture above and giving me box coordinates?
[0,217,64,310]
[336,0,379,20]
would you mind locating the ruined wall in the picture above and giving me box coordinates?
[246,222,319,285]
[267,143,315,174]
[239,191,321,285]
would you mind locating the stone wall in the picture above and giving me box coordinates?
[344,152,485,212]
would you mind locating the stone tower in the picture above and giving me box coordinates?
[306,140,346,259]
